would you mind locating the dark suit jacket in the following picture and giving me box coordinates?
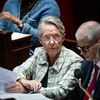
[81,60,100,100]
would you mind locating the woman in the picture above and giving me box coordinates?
[5,16,83,100]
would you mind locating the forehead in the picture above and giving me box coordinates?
[77,37,91,47]
[41,24,61,36]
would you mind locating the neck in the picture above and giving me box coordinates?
[48,53,60,66]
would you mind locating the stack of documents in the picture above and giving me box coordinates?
[0,67,17,94]
[0,67,52,100]
[0,93,52,100]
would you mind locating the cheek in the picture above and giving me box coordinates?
[57,40,63,46]
[42,42,49,49]
[89,47,94,54]
[87,49,94,59]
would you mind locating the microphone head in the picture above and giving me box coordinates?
[74,69,82,79]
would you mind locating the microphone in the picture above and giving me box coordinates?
[74,69,82,79]
[74,69,93,100]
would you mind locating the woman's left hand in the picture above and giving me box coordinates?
[5,82,27,93]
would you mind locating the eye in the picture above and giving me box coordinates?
[76,45,89,54]
[83,47,89,52]
[53,34,62,40]
[43,35,50,41]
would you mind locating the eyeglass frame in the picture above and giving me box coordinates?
[40,34,63,42]
[76,41,98,54]
[76,45,90,54]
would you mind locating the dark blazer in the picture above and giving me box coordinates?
[81,60,100,100]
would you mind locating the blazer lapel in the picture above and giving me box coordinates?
[82,61,94,88]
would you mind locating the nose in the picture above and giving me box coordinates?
[49,36,55,44]
[80,50,84,55]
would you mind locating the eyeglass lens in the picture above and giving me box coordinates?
[42,34,62,42]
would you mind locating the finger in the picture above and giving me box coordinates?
[38,83,42,89]
[5,85,17,93]
[6,82,17,89]
[31,81,41,92]
[30,81,37,91]
[6,83,22,93]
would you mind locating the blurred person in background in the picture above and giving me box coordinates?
[0,0,60,49]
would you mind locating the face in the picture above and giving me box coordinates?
[39,24,64,57]
[76,37,98,61]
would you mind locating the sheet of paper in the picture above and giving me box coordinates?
[11,32,30,40]
[0,67,17,94]
[0,68,52,100]
[0,93,53,100]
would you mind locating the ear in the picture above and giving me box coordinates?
[62,34,65,42]
[39,36,43,45]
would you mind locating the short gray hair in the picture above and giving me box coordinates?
[75,21,100,43]
[38,16,65,36]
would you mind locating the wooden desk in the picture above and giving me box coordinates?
[0,30,32,70]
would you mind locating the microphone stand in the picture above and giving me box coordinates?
[75,78,93,100]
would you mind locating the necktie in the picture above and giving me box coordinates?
[83,64,99,100]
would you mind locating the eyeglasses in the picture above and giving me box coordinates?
[41,34,62,42]
[76,39,99,54]
[76,45,90,54]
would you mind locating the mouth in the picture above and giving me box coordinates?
[49,48,57,49]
